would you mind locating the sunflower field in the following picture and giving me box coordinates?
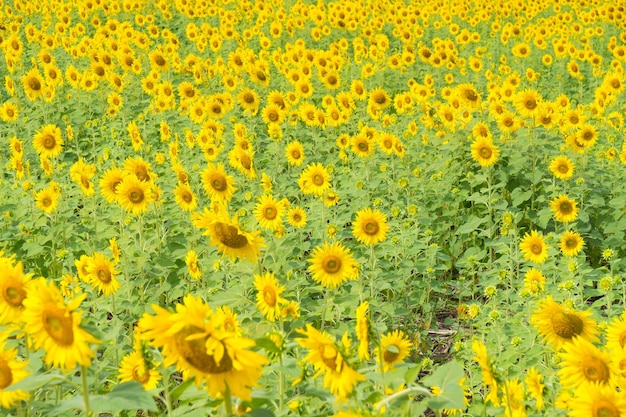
[1,0,626,415]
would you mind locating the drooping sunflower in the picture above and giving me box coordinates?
[22,278,100,372]
[254,195,285,232]
[0,257,34,324]
[524,367,545,411]
[530,296,598,350]
[308,241,358,289]
[33,124,63,159]
[253,272,285,322]
[200,163,236,203]
[118,345,162,390]
[137,294,267,400]
[295,324,365,398]
[550,195,579,223]
[116,175,153,215]
[352,208,389,246]
[558,337,613,390]
[549,155,575,180]
[185,250,202,281]
[85,252,120,296]
[298,162,331,197]
[470,137,499,168]
[520,230,549,264]
[0,342,30,408]
[472,340,499,406]
[378,329,412,372]
[287,207,307,228]
[173,182,197,212]
[285,141,305,166]
[355,301,370,361]
[560,230,584,257]
[568,383,626,417]
[192,208,264,263]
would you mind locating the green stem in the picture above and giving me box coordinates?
[161,367,174,417]
[81,365,92,417]
[224,384,233,416]
[374,385,432,411]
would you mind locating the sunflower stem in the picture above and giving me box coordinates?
[224,384,234,416]
[161,367,174,417]
[80,365,92,417]
[374,385,431,411]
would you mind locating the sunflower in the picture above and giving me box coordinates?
[137,294,267,400]
[550,195,579,223]
[530,296,598,350]
[192,207,264,262]
[85,252,120,296]
[185,250,202,280]
[123,156,154,182]
[524,367,545,411]
[228,147,257,179]
[559,337,613,390]
[577,123,598,148]
[22,279,100,372]
[522,268,546,296]
[513,89,542,118]
[237,87,260,115]
[352,208,388,246]
[295,324,365,398]
[200,163,236,202]
[298,162,331,197]
[174,182,197,212]
[568,384,626,417]
[520,230,549,264]
[0,257,34,324]
[21,68,46,100]
[285,141,305,166]
[254,272,286,322]
[470,137,499,168]
[472,340,499,405]
[33,124,63,159]
[287,207,307,228]
[118,346,162,390]
[606,314,626,354]
[116,175,153,215]
[456,83,481,110]
[254,195,285,232]
[549,155,575,180]
[355,301,370,361]
[0,342,30,408]
[308,241,358,289]
[560,230,584,257]
[35,187,60,214]
[378,329,412,372]
[74,254,93,282]
[351,133,375,158]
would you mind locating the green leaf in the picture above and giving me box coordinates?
[404,364,422,384]
[242,409,275,417]
[89,382,158,413]
[420,360,465,410]
[5,373,66,392]
[456,215,485,235]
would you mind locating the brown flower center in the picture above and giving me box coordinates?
[263,206,277,220]
[211,175,227,192]
[129,189,145,204]
[322,255,342,274]
[4,285,26,307]
[214,223,249,249]
[174,326,233,374]
[29,77,42,91]
[480,146,492,158]
[312,174,325,186]
[550,311,583,339]
[0,358,13,389]
[582,357,610,383]
[364,221,379,235]
[43,307,75,346]
[43,135,56,149]
[263,288,276,307]
[593,400,620,417]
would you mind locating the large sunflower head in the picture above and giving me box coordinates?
[200,163,236,202]
[308,241,358,289]
[85,252,120,296]
[253,271,285,322]
[550,195,579,223]
[520,230,549,264]
[470,137,499,168]
[560,230,584,257]
[298,162,331,197]
[378,329,412,372]
[558,337,613,390]
[0,341,30,407]
[514,89,542,118]
[549,155,575,180]
[254,195,285,232]
[33,124,63,159]
[116,175,153,215]
[0,257,34,324]
[568,383,626,417]
[352,208,389,246]
[285,141,305,166]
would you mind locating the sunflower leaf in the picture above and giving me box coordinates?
[420,360,465,410]
[4,373,66,392]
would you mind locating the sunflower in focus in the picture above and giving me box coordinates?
[550,195,579,223]
[0,341,30,408]
[520,230,549,264]
[285,141,305,166]
[22,279,100,372]
[254,195,285,232]
[298,162,331,197]
[352,208,388,246]
[116,175,154,215]
[138,294,267,400]
[549,155,575,180]
[470,137,499,168]
[295,324,365,398]
[560,230,584,257]
[200,163,236,203]
[530,296,598,350]
[0,257,33,324]
[513,89,542,119]
[308,241,358,289]
[254,271,285,322]
[558,337,613,390]
[287,207,307,228]
[192,207,264,262]
[378,329,412,372]
[173,182,197,212]
[85,252,120,296]
[21,68,46,100]
[33,124,63,159]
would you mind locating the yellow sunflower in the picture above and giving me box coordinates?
[253,271,286,322]
[298,162,331,197]
[85,252,120,296]
[577,123,598,148]
[99,167,126,204]
[185,250,202,281]
[355,301,370,361]
[287,207,307,228]
[472,340,499,405]
[308,241,358,289]
[35,187,60,214]
[285,141,305,166]
[33,124,63,159]
[173,182,197,212]
[295,324,365,398]
[530,296,598,350]
[352,208,389,246]
[520,230,549,264]
[549,155,575,180]
[137,294,267,400]
[200,163,236,203]
[606,314,626,354]
[116,175,153,215]
[522,268,546,296]
[568,384,626,417]
[22,278,100,372]
[513,89,542,118]
[378,329,412,372]
[21,68,46,100]
[558,337,613,390]
[470,137,499,168]
[192,207,265,263]
[0,342,30,408]
[560,230,584,257]
[0,257,33,324]
[254,195,285,232]
[550,195,579,223]
[524,367,545,411]
[118,347,162,390]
